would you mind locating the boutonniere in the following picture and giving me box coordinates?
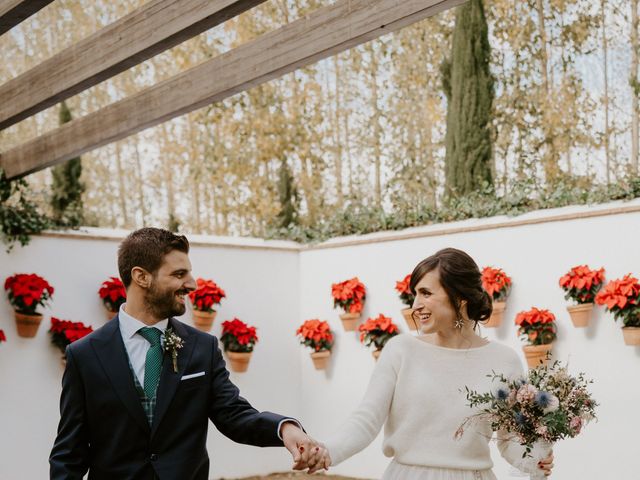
[162,328,184,373]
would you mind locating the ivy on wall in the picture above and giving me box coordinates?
[0,169,51,251]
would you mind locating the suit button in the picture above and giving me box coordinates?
[150,454,158,461]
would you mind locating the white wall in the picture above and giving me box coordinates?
[1,200,639,479]
[0,231,302,480]
[299,200,640,480]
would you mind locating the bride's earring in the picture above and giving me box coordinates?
[454,314,464,330]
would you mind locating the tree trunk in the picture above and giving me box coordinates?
[631,0,639,174]
[602,0,611,184]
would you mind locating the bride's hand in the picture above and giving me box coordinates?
[537,451,554,476]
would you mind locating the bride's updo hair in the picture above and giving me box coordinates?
[409,247,492,324]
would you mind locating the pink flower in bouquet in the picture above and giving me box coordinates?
[516,384,538,403]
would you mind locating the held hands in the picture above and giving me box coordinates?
[281,422,332,474]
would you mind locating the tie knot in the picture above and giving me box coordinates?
[138,327,162,346]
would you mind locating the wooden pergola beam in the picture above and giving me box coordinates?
[0,0,464,179]
[0,0,266,130]
[0,0,54,36]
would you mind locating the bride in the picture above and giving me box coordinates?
[320,248,554,479]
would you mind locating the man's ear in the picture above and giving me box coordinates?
[131,267,151,288]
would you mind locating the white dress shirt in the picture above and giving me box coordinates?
[118,304,168,387]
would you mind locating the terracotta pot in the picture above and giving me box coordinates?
[192,310,217,332]
[401,308,416,330]
[339,312,361,331]
[310,350,331,370]
[522,344,553,368]
[105,309,118,321]
[622,327,640,346]
[226,351,252,372]
[372,349,382,361]
[485,301,506,328]
[567,303,593,328]
[14,311,43,338]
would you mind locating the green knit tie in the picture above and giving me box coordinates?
[138,327,163,398]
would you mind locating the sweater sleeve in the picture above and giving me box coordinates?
[324,340,400,466]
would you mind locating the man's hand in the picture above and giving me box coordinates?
[281,422,331,473]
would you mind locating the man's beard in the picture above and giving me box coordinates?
[144,281,187,319]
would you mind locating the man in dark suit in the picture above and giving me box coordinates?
[50,227,328,479]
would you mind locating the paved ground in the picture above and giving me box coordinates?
[222,473,367,480]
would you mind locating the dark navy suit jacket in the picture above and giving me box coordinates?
[50,316,289,480]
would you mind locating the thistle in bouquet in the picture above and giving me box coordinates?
[481,267,511,327]
[331,277,366,331]
[456,361,597,478]
[559,265,605,328]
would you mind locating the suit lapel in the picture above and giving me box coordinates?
[91,317,150,435]
[151,318,197,438]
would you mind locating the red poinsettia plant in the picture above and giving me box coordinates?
[4,273,54,315]
[296,319,334,352]
[98,276,126,312]
[331,277,366,314]
[0,329,6,344]
[515,308,557,346]
[395,274,415,307]
[595,274,640,327]
[481,267,512,302]
[358,314,399,350]
[189,278,226,313]
[559,265,605,304]
[49,317,93,355]
[220,318,258,353]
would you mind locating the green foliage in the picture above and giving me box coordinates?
[266,176,640,243]
[0,169,51,251]
[50,101,84,226]
[443,0,494,196]
[274,159,298,229]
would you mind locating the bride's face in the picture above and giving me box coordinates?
[411,269,458,334]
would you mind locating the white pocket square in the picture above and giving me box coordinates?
[181,371,205,381]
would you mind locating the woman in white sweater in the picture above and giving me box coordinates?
[322,248,554,479]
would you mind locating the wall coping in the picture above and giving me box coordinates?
[37,198,640,252]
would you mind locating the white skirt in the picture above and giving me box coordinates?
[382,460,497,480]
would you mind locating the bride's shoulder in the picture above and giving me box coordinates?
[486,341,522,366]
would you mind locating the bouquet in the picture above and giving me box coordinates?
[457,361,597,478]
[4,273,54,315]
[395,274,415,307]
[515,308,557,346]
[296,319,334,352]
[559,265,605,304]
[331,277,366,314]
[189,278,226,313]
[49,317,93,356]
[481,267,512,302]
[595,274,640,327]
[358,314,399,351]
[220,318,258,353]
[98,276,126,312]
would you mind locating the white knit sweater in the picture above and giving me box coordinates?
[325,334,537,473]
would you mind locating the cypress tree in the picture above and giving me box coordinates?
[442,0,494,197]
[275,158,298,228]
[50,101,84,225]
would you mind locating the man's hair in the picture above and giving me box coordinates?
[118,228,190,288]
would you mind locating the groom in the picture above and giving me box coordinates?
[50,227,327,479]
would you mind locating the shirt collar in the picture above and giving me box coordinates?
[119,303,169,339]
